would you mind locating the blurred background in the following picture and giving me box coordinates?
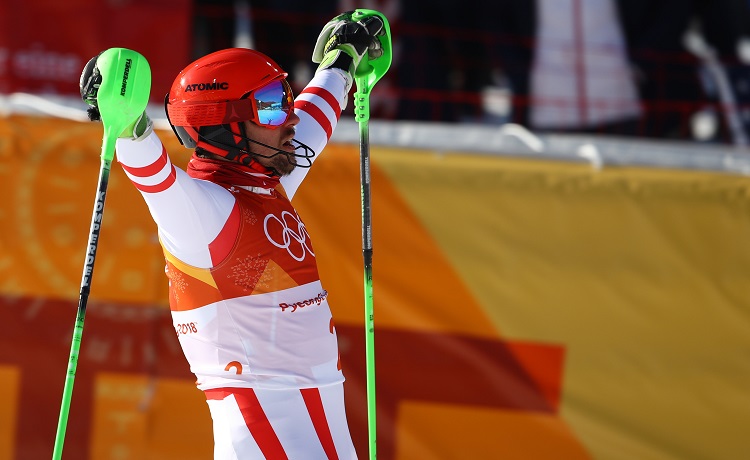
[6,0,750,143]
[2,0,750,459]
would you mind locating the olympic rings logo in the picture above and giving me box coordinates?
[263,210,314,261]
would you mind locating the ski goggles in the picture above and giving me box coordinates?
[166,78,294,129]
[249,78,294,128]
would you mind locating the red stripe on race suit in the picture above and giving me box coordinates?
[295,100,333,139]
[120,145,170,177]
[130,165,177,194]
[301,388,340,460]
[299,86,342,119]
[120,145,177,193]
[205,388,289,460]
[295,86,341,140]
[208,201,240,266]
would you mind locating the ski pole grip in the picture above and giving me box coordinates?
[352,9,392,124]
[95,48,152,161]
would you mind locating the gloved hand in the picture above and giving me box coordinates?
[79,53,153,141]
[312,12,385,89]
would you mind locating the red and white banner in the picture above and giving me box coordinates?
[0,0,191,100]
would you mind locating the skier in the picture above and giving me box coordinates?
[79,12,385,460]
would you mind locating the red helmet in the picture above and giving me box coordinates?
[165,48,292,152]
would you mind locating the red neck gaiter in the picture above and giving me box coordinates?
[186,153,280,189]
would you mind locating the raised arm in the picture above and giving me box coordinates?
[282,12,386,200]
[80,52,235,269]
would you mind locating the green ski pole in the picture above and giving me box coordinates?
[351,9,392,460]
[52,48,151,460]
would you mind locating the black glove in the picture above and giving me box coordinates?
[80,53,103,122]
[312,12,385,86]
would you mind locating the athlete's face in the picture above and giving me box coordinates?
[243,111,300,176]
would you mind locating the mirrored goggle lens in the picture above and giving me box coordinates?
[254,79,293,127]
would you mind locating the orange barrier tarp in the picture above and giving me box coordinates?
[2,115,749,459]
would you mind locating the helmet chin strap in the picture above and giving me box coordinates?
[196,124,316,173]
[241,136,316,169]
